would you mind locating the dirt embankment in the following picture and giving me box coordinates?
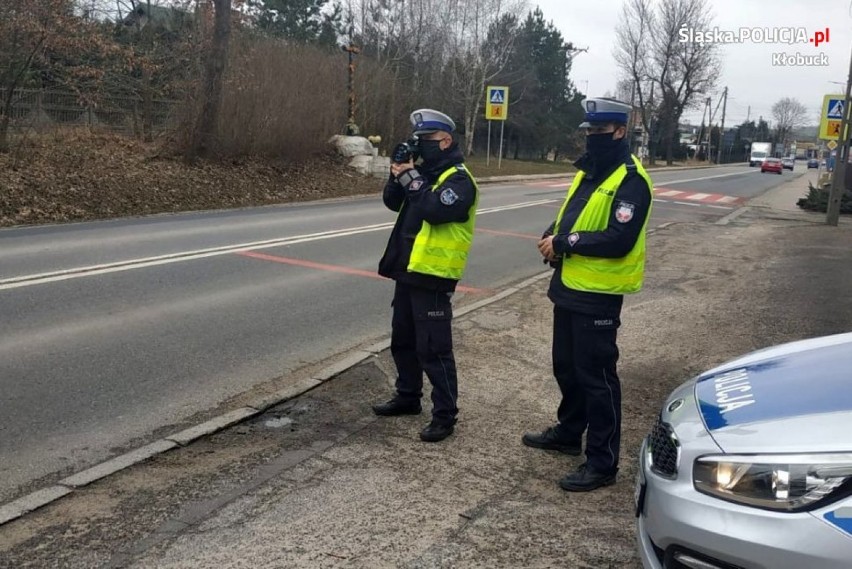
[0,131,382,228]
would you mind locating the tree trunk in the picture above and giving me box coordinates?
[663,117,676,166]
[187,0,231,160]
[0,112,11,154]
[464,102,476,156]
[647,129,657,166]
[0,87,14,153]
[142,66,153,142]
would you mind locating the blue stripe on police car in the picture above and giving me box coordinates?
[824,507,852,537]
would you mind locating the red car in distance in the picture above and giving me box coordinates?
[761,157,783,174]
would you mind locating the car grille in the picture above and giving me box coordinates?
[649,419,679,477]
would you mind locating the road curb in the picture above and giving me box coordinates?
[716,206,750,226]
[166,408,261,447]
[0,486,73,526]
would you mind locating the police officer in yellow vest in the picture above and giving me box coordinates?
[524,97,653,491]
[373,109,479,443]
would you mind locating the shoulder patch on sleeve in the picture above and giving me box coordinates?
[439,188,459,205]
[615,201,636,223]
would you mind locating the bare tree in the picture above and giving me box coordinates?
[0,0,126,152]
[613,79,634,104]
[0,0,59,152]
[771,97,808,143]
[614,0,656,161]
[653,0,720,164]
[443,0,525,155]
[615,0,720,165]
[349,0,524,155]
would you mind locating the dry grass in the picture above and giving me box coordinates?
[0,128,380,227]
[464,155,575,177]
[210,36,347,159]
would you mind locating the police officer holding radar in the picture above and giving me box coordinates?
[524,98,653,491]
[373,109,479,443]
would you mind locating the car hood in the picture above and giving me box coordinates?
[693,332,852,453]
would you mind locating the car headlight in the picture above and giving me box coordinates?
[694,454,852,511]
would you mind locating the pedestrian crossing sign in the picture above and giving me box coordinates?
[828,99,844,119]
[820,94,847,141]
[485,85,509,121]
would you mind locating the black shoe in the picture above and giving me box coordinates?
[419,421,454,442]
[372,396,421,417]
[521,426,581,455]
[559,464,617,492]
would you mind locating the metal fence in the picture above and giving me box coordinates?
[2,89,180,134]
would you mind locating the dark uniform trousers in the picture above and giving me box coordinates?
[390,281,458,425]
[552,306,622,474]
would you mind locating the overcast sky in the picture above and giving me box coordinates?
[534,0,852,127]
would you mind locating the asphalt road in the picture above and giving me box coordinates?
[0,163,803,502]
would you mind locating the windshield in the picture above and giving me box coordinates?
[751,151,767,158]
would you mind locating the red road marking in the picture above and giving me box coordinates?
[477,228,541,240]
[526,180,571,187]
[236,251,487,294]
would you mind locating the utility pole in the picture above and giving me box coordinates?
[707,95,724,163]
[746,105,750,123]
[701,97,711,161]
[717,87,728,164]
[827,43,852,226]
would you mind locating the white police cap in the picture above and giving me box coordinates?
[410,109,456,135]
[578,97,631,128]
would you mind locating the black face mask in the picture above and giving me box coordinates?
[418,139,445,164]
[585,132,625,155]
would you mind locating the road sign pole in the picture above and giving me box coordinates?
[486,120,492,167]
[498,120,505,170]
[485,85,509,169]
[827,44,852,226]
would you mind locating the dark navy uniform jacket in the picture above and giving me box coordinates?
[546,144,653,317]
[378,145,477,292]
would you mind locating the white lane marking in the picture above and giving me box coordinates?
[706,205,735,210]
[674,201,702,207]
[655,190,683,197]
[685,193,711,201]
[0,199,557,291]
[716,195,740,203]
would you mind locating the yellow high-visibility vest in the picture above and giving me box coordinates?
[554,156,653,294]
[407,164,479,280]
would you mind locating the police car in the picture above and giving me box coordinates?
[636,332,852,569]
